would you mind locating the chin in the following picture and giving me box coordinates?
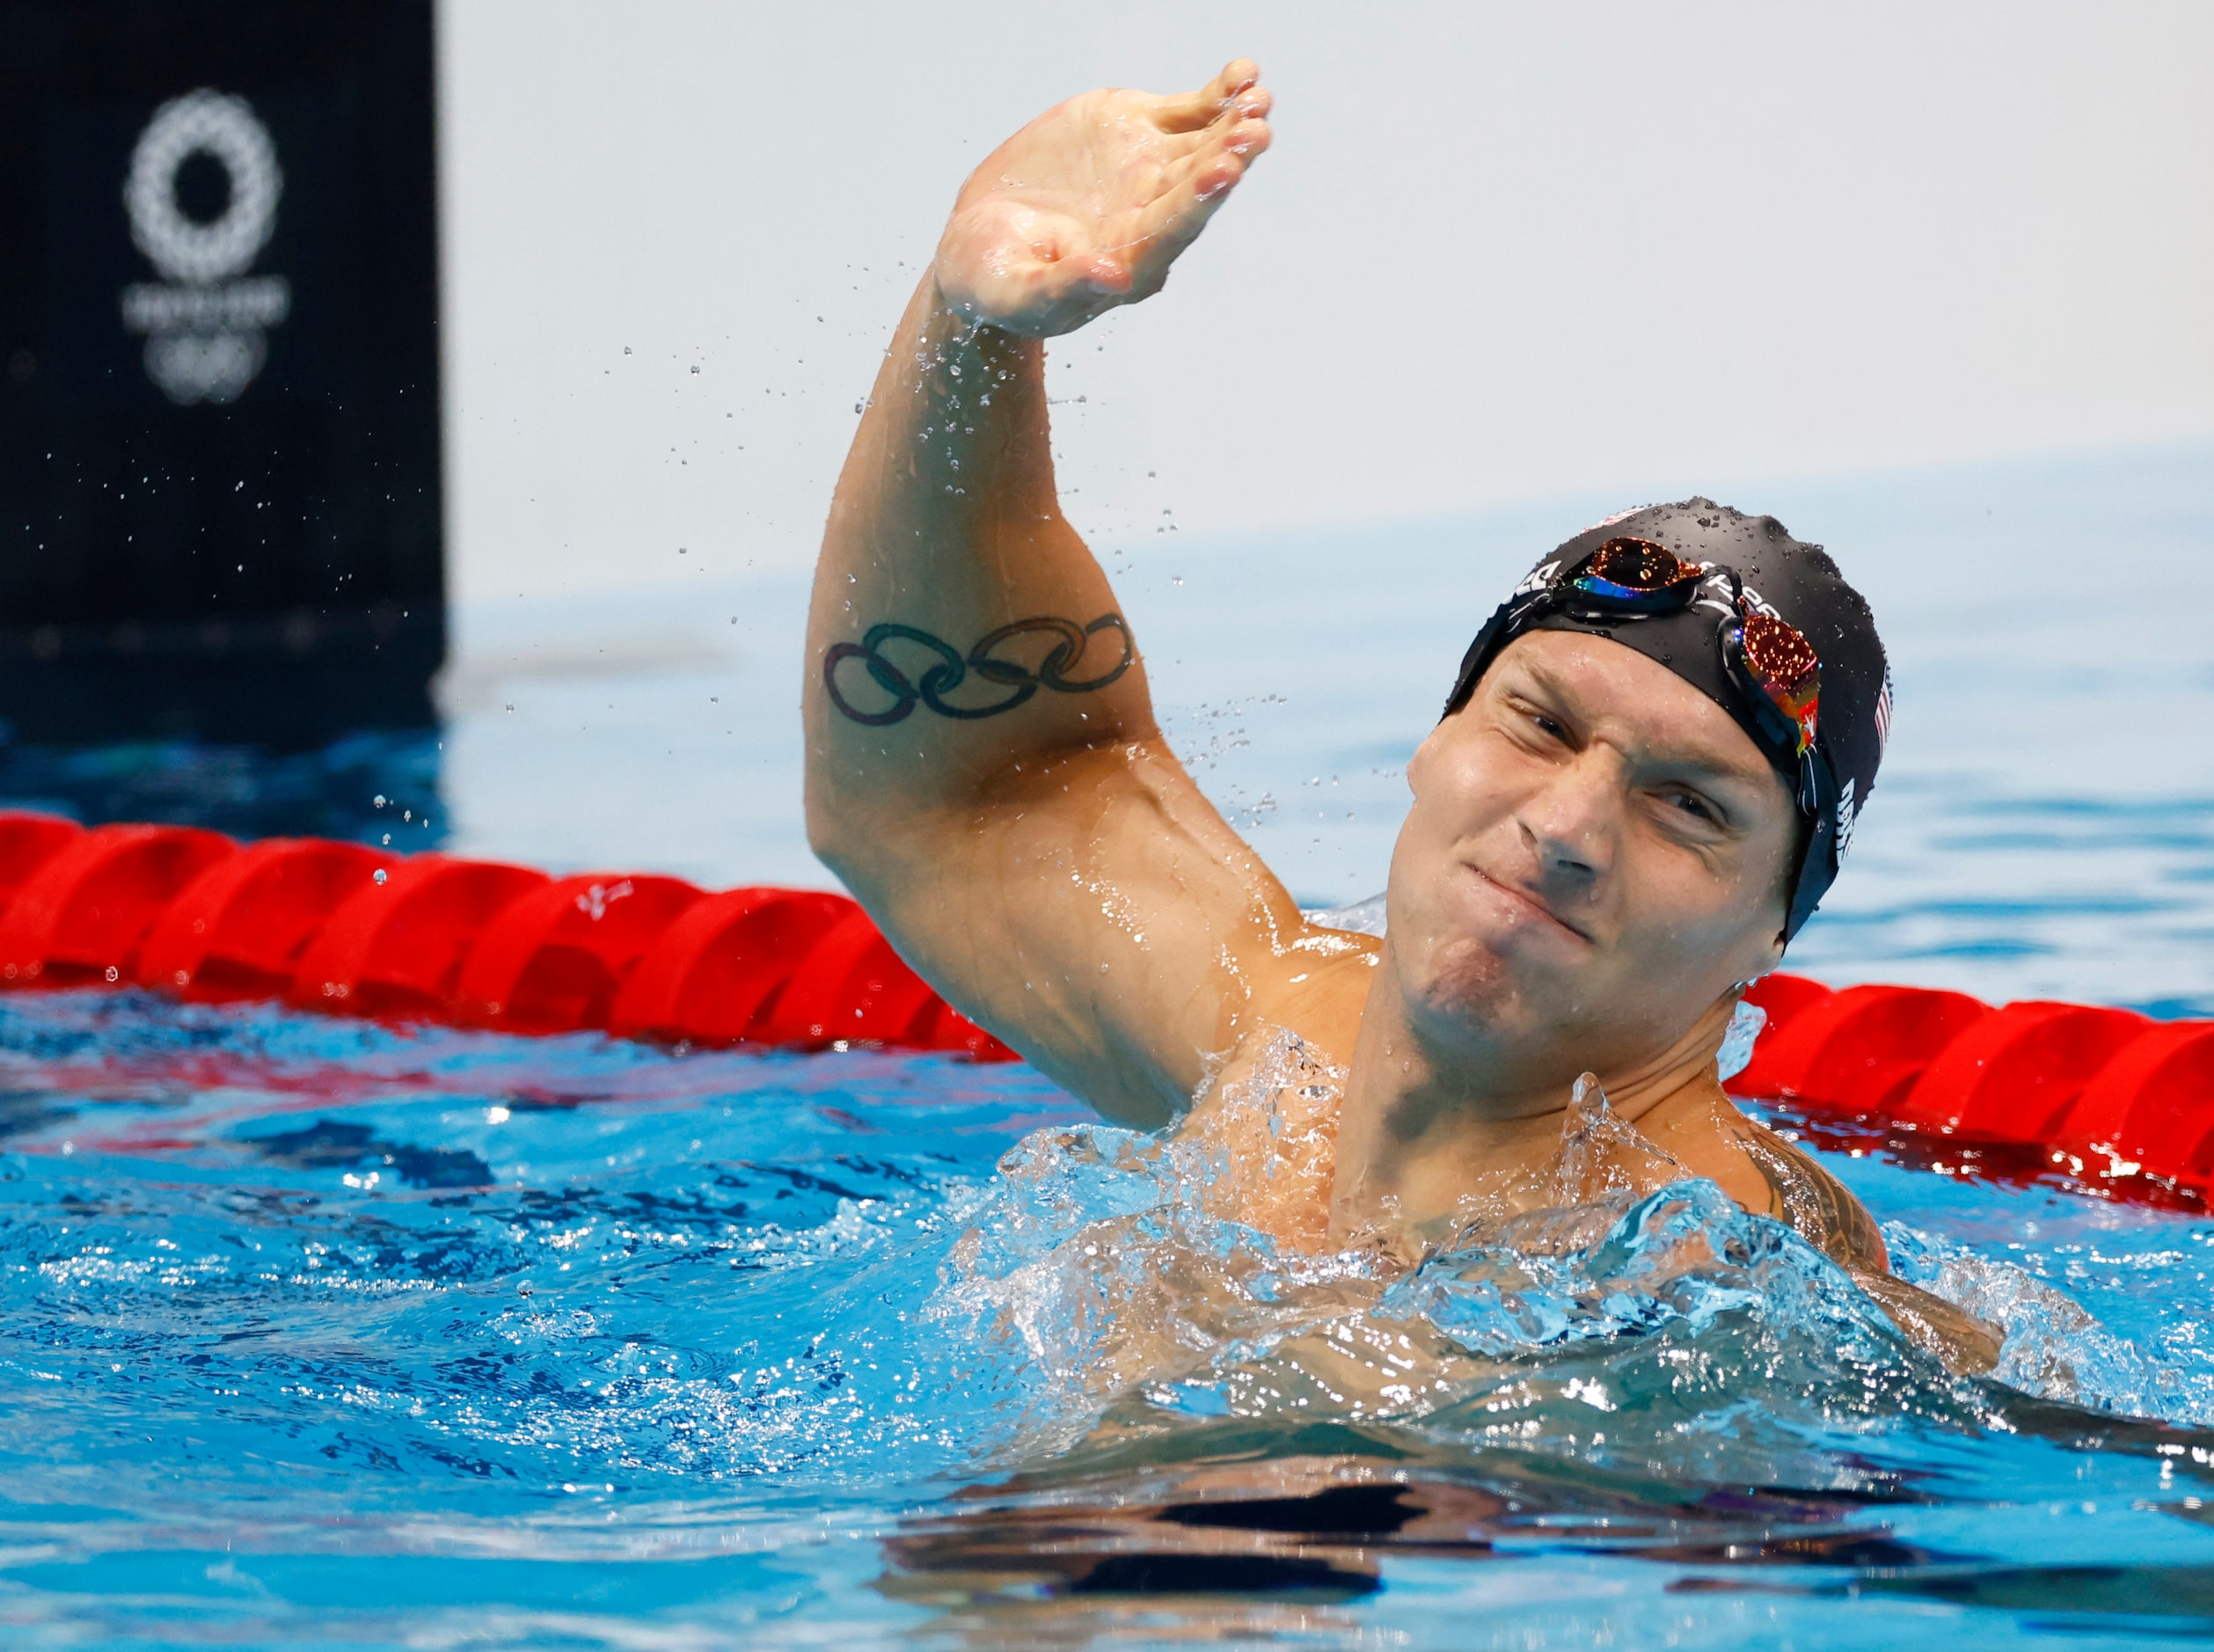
[1406,930,1546,1042]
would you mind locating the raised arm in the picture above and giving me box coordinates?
[804,62,1334,1125]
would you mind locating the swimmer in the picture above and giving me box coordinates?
[804,62,1996,1367]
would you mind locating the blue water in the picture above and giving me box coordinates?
[0,444,2210,1647]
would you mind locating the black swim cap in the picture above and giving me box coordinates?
[1443,499,1892,944]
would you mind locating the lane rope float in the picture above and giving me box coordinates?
[0,813,2205,1185]
[0,813,1013,1061]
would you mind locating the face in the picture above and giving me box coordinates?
[1384,629,1798,1093]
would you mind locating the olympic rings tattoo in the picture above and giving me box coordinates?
[822,612,1135,726]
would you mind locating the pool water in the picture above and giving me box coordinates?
[0,444,2210,1647]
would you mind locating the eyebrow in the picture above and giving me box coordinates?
[1506,658,1774,791]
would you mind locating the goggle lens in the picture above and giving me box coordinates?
[1587,537,1702,590]
[1738,611,1821,757]
[1571,537,1708,606]
[1558,537,1709,606]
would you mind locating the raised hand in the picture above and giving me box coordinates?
[814,56,1328,1130]
[933,60,1273,338]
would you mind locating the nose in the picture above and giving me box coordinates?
[1516,747,1618,892]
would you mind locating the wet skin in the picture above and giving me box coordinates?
[801,61,1996,1367]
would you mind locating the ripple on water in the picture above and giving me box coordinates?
[1,990,2213,1645]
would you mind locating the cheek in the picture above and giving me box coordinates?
[1612,832,1784,975]
[1392,736,1516,916]
[1407,728,1530,844]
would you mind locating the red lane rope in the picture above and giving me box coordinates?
[0,813,2205,1170]
[1736,975,2214,1192]
[0,813,1015,1061]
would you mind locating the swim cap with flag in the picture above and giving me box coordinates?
[1442,498,1892,943]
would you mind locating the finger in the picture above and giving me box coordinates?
[1223,84,1273,124]
[1158,58,1258,124]
[1196,112,1274,185]
[1154,113,1269,199]
[1118,123,1268,262]
[1155,84,1269,160]
[1189,117,1270,198]
[1210,57,1261,100]
[1153,57,1262,133]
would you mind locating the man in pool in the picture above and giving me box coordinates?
[803,61,1992,1362]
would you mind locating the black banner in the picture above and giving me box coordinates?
[0,0,442,746]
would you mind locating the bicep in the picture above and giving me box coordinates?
[839,741,1307,1126]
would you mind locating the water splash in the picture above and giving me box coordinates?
[932,1047,2211,1483]
[1885,1221,2214,1423]
[1717,997,1765,1080]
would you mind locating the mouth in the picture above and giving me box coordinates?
[1465,863,1593,944]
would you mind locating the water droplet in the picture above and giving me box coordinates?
[374,868,388,885]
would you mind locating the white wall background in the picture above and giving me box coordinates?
[435,1,2214,610]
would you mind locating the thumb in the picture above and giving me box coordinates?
[1079,252,1132,295]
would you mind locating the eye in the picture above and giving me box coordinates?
[1497,690,1578,751]
[1512,701,1569,742]
[1663,788,1721,825]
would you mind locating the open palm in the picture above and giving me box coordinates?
[934,60,1274,337]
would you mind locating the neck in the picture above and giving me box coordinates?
[1329,954,1736,1235]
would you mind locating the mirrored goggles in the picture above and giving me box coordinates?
[1560,537,1822,763]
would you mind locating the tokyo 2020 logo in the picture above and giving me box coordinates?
[120,90,292,406]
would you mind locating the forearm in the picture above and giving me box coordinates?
[790,62,1298,1109]
[805,277,1154,852]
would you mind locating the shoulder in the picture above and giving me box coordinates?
[1262,928,1382,1035]
[1727,1116,1891,1274]
[1646,1090,1889,1274]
